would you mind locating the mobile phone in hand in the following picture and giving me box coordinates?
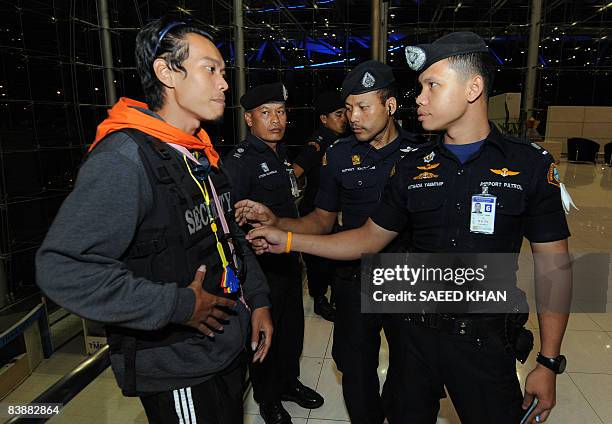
[520,398,539,424]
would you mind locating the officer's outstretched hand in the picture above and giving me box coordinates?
[246,226,288,255]
[234,199,278,228]
[185,265,237,337]
[250,307,273,363]
[522,365,557,423]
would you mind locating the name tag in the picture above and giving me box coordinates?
[470,194,496,234]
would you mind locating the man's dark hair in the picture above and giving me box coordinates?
[377,82,398,105]
[447,52,495,98]
[135,17,214,111]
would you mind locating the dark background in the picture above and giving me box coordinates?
[0,0,610,304]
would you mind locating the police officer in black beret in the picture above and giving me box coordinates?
[235,61,421,424]
[292,91,348,322]
[224,82,324,424]
[248,33,572,424]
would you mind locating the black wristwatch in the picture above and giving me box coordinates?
[536,352,567,374]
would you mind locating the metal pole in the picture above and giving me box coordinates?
[522,0,542,134]
[96,0,117,106]
[233,0,247,142]
[380,1,389,64]
[371,0,381,61]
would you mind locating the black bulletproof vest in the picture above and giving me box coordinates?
[101,128,242,395]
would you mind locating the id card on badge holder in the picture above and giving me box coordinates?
[470,186,496,235]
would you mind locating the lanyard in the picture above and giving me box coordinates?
[183,155,230,269]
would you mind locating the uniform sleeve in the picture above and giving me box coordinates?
[223,154,251,202]
[314,147,341,212]
[36,136,196,331]
[523,154,571,243]
[293,140,322,174]
[370,164,410,233]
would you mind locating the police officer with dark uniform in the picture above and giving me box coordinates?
[292,91,348,321]
[235,61,421,424]
[248,33,572,424]
[223,82,323,424]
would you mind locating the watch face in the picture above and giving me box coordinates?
[558,355,567,373]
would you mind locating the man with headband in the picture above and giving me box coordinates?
[36,17,272,423]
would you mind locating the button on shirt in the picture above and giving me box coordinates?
[316,127,421,231]
[371,124,570,254]
[224,133,299,219]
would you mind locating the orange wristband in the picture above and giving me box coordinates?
[285,232,293,253]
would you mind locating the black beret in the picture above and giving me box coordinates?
[340,60,395,101]
[404,31,489,72]
[314,91,344,115]
[240,82,288,110]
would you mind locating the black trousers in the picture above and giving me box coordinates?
[332,272,394,424]
[139,354,246,424]
[250,253,304,403]
[302,253,335,299]
[382,317,524,424]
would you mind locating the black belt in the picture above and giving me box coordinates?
[401,314,506,338]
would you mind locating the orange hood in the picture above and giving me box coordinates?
[90,97,220,167]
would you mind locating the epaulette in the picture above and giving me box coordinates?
[328,135,352,150]
[505,135,551,156]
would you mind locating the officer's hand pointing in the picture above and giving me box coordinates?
[185,265,237,337]
[234,199,278,228]
[246,226,288,255]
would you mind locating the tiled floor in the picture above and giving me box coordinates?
[2,161,611,423]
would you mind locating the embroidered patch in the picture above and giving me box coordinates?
[362,72,375,88]
[490,167,520,177]
[404,46,427,71]
[413,172,439,180]
[417,163,440,171]
[547,163,561,187]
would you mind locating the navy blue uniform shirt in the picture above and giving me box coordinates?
[316,126,421,231]
[372,124,570,254]
[224,133,299,219]
[294,125,341,215]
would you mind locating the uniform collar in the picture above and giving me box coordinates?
[318,125,341,143]
[246,132,285,156]
[435,122,508,158]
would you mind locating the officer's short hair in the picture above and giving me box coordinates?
[377,82,398,105]
[447,52,495,98]
[135,17,214,111]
